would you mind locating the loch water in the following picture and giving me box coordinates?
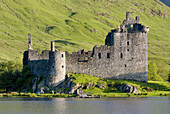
[0,97,169,114]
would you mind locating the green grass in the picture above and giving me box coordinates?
[0,92,76,98]
[69,73,170,97]
[0,0,169,67]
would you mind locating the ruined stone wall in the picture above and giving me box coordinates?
[28,50,50,60]
[28,60,49,77]
[66,27,148,82]
[23,50,50,67]
[66,45,115,78]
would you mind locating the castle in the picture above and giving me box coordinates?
[23,12,149,87]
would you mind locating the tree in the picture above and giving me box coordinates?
[148,62,164,81]
[0,61,31,91]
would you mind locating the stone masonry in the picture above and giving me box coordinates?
[23,12,149,86]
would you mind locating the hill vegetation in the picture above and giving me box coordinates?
[0,0,169,80]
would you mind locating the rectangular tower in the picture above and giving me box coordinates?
[105,12,149,82]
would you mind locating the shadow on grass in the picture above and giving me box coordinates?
[147,82,170,91]
[54,40,76,45]
[45,26,56,33]
[69,12,77,18]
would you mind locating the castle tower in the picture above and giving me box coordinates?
[105,12,148,82]
[49,41,66,87]
[28,33,33,50]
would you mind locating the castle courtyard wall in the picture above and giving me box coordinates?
[66,32,148,82]
[28,60,49,77]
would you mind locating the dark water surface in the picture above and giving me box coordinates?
[0,97,169,114]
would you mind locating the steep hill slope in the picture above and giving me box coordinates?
[0,0,169,72]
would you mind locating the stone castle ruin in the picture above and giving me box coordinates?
[23,12,149,87]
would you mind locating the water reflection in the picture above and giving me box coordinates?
[0,97,169,114]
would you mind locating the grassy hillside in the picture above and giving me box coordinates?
[0,0,169,73]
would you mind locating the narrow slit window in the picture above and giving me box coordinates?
[61,54,64,57]
[98,53,101,58]
[62,65,64,68]
[127,49,129,51]
[127,34,130,40]
[120,53,123,58]
[125,64,127,67]
[107,53,110,58]
[127,41,129,45]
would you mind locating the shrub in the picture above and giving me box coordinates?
[148,62,164,81]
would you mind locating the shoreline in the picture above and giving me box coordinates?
[0,91,169,98]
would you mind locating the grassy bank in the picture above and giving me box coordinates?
[0,91,169,98]
[0,92,76,98]
[69,74,170,97]
[1,74,169,98]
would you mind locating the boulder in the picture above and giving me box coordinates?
[65,78,72,88]
[68,83,81,94]
[118,84,140,93]
[132,86,140,93]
